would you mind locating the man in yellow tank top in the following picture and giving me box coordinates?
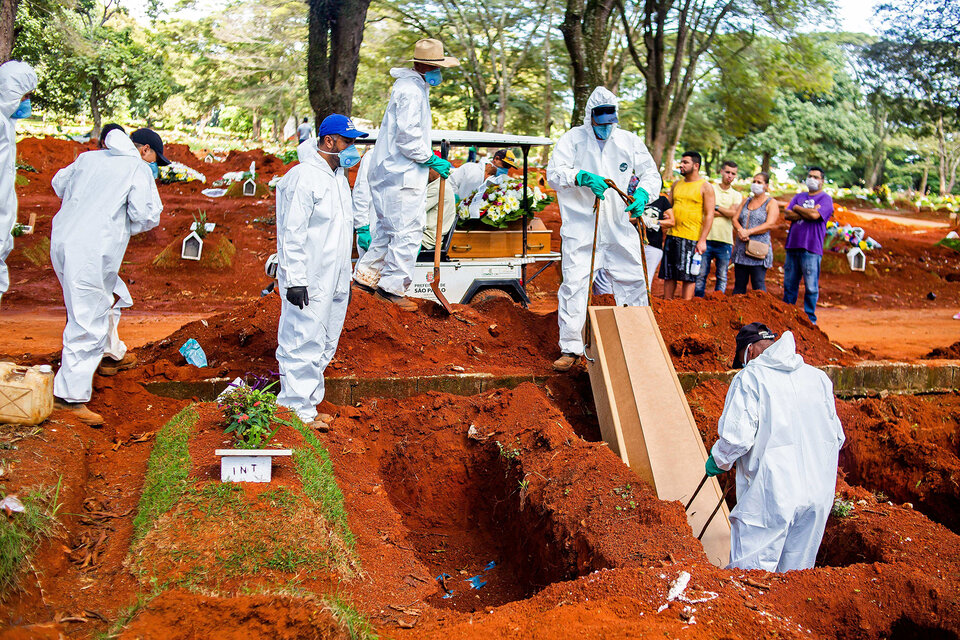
[660,151,715,300]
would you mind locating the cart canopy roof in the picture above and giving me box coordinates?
[355,129,552,148]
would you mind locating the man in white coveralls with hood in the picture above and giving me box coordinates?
[705,322,845,572]
[50,128,166,425]
[546,86,661,372]
[275,114,368,431]
[352,38,459,312]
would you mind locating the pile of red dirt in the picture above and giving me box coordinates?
[133,290,559,380]
[131,288,850,383]
[15,136,94,197]
[215,148,287,176]
[925,340,960,359]
[651,290,852,370]
[162,143,207,173]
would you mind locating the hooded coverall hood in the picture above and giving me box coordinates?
[0,61,37,119]
[744,331,804,372]
[583,86,619,133]
[102,129,140,158]
[296,136,326,167]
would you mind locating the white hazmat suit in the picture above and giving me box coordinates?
[353,68,432,296]
[275,138,355,422]
[711,331,845,572]
[352,150,376,258]
[546,87,661,355]
[51,130,162,403]
[0,61,37,306]
[448,160,488,202]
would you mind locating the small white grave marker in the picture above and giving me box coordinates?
[181,231,203,261]
[216,449,292,483]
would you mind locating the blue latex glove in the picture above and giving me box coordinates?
[422,155,453,179]
[626,188,650,218]
[356,225,371,251]
[576,170,609,200]
[705,455,725,477]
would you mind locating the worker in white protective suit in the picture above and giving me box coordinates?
[352,149,374,258]
[275,114,368,430]
[448,148,518,204]
[50,128,166,425]
[706,322,845,572]
[0,60,37,309]
[352,38,459,312]
[546,86,661,371]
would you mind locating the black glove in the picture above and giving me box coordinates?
[286,286,309,309]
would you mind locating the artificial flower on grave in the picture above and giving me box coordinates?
[158,162,207,184]
[457,175,553,229]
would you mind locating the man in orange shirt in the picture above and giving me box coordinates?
[660,151,715,300]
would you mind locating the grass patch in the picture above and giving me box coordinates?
[325,594,378,640]
[291,417,355,550]
[132,405,199,543]
[20,236,50,267]
[0,479,63,596]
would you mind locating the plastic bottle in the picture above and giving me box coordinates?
[691,252,703,275]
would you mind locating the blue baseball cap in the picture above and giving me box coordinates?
[591,104,618,125]
[317,114,368,139]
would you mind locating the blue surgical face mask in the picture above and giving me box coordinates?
[11,98,31,120]
[320,144,362,169]
[424,69,443,87]
[149,161,159,179]
[593,123,613,140]
[496,166,508,176]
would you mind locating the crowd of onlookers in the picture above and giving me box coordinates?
[640,152,833,325]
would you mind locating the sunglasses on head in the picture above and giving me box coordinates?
[592,105,616,116]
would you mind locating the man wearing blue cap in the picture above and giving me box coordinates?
[274,114,368,430]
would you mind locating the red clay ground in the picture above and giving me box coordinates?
[3,136,960,363]
[4,382,959,639]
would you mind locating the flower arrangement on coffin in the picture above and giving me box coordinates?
[218,378,292,449]
[457,175,553,229]
[158,162,207,184]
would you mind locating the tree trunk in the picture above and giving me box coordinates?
[307,0,373,122]
[864,102,888,190]
[252,110,261,139]
[936,112,948,196]
[560,0,617,125]
[89,77,102,141]
[919,166,928,195]
[0,0,17,63]
[761,151,771,175]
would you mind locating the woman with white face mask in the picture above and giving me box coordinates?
[731,172,780,293]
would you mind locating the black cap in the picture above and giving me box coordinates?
[130,128,171,166]
[733,322,778,368]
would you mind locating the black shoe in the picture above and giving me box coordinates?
[352,281,376,294]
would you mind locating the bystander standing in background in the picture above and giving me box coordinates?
[783,166,833,324]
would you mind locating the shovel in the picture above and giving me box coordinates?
[685,471,735,541]
[604,178,650,288]
[431,177,453,314]
[582,196,602,360]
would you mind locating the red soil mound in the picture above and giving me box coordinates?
[216,148,287,176]
[134,290,558,379]
[925,340,960,359]
[119,590,348,639]
[132,288,849,383]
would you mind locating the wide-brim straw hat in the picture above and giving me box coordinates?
[410,38,459,68]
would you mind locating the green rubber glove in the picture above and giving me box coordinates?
[356,225,371,251]
[422,155,453,179]
[454,194,461,206]
[626,188,650,218]
[575,170,609,200]
[705,454,725,477]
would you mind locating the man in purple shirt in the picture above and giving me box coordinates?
[783,165,833,324]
